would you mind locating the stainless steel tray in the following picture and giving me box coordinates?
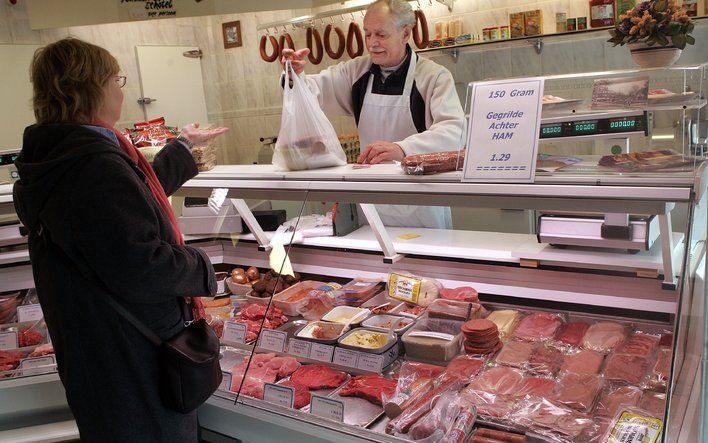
[327,383,386,428]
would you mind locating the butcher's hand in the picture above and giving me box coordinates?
[180,122,229,146]
[281,48,310,74]
[358,141,405,165]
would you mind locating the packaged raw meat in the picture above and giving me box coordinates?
[0,291,23,324]
[600,407,664,443]
[511,397,594,439]
[440,407,477,443]
[603,353,651,385]
[554,322,590,348]
[616,332,659,357]
[495,340,533,369]
[650,348,672,388]
[513,377,557,399]
[460,388,519,419]
[17,320,48,348]
[128,117,179,147]
[408,392,472,441]
[485,310,520,341]
[467,366,523,396]
[560,349,604,375]
[439,286,479,303]
[658,333,673,348]
[582,321,627,353]
[289,364,347,390]
[443,354,486,381]
[638,390,666,418]
[553,372,602,413]
[296,289,337,321]
[388,272,441,307]
[384,361,446,418]
[512,312,562,342]
[427,299,485,335]
[527,344,562,376]
[595,385,642,418]
[469,428,525,443]
[339,375,397,406]
[400,304,427,318]
[335,277,384,304]
[401,150,465,175]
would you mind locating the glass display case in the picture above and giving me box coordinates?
[0,65,705,442]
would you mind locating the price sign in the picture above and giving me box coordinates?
[219,371,233,392]
[18,355,55,377]
[0,331,18,350]
[357,353,384,373]
[287,338,312,358]
[257,330,287,353]
[462,78,544,183]
[17,304,44,323]
[332,348,359,368]
[309,343,334,363]
[222,322,247,345]
[263,383,295,409]
[310,394,344,422]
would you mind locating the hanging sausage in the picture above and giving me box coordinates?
[346,22,364,58]
[306,28,324,65]
[259,35,279,62]
[278,33,296,59]
[323,24,345,60]
[412,10,429,49]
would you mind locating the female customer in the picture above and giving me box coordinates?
[13,37,228,442]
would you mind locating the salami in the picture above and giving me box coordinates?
[323,24,346,59]
[412,10,429,49]
[278,33,295,59]
[401,150,465,175]
[346,22,364,58]
[306,28,323,65]
[259,35,279,63]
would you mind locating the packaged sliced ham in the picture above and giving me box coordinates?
[560,349,605,375]
[638,390,667,418]
[467,366,524,396]
[582,321,628,353]
[495,340,533,369]
[512,397,594,440]
[460,388,519,419]
[443,354,486,382]
[388,272,441,307]
[595,385,642,418]
[616,332,659,357]
[485,310,520,341]
[512,312,563,342]
[600,407,664,443]
[527,344,562,376]
[553,372,603,413]
[513,376,557,399]
[603,353,651,386]
[439,286,479,303]
[649,347,672,388]
[554,322,590,348]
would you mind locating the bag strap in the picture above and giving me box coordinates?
[33,221,163,347]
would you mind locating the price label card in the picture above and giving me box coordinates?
[288,338,312,358]
[333,348,359,368]
[257,330,287,353]
[17,304,44,323]
[388,273,420,304]
[222,322,247,345]
[219,371,232,392]
[357,353,384,373]
[263,383,295,409]
[310,394,344,422]
[18,355,55,377]
[462,78,544,183]
[0,331,18,350]
[309,343,334,363]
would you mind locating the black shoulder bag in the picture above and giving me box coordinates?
[33,222,222,414]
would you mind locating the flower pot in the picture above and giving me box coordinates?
[628,41,682,68]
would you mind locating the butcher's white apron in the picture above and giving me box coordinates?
[357,53,451,229]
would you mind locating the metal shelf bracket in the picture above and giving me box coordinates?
[230,198,271,251]
[358,204,404,264]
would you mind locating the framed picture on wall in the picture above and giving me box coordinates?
[222,21,242,49]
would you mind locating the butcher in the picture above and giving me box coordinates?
[281,0,465,229]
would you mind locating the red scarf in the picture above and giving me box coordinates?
[93,120,205,320]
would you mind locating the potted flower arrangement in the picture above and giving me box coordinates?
[608,0,695,68]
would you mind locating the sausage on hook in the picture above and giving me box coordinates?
[412,10,429,49]
[306,28,324,65]
[278,33,296,58]
[323,24,345,59]
[346,22,364,58]
[259,35,279,62]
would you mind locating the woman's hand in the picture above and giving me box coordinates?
[180,123,229,146]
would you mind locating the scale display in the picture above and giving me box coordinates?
[0,153,19,166]
[539,113,648,139]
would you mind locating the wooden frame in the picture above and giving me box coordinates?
[222,20,242,49]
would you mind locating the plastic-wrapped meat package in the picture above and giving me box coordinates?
[513,377,557,399]
[401,150,465,175]
[638,390,666,418]
[439,287,479,303]
[512,397,594,440]
[582,321,627,353]
[485,310,520,341]
[495,340,533,369]
[528,344,562,376]
[600,407,665,443]
[467,366,523,396]
[0,291,22,324]
[658,333,673,348]
[443,354,485,382]
[407,391,472,441]
[554,322,590,348]
[560,349,604,375]
[426,299,485,335]
[553,372,602,413]
[595,385,642,418]
[512,312,562,342]
[384,361,446,418]
[603,353,650,385]
[616,333,659,357]
[460,388,519,419]
[650,348,672,387]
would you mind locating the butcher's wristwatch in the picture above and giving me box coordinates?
[176,135,194,150]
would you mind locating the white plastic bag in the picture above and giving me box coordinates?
[273,61,346,171]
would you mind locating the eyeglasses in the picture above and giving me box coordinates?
[115,76,126,88]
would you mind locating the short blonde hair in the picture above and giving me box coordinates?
[30,38,119,124]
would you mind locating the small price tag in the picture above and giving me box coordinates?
[263,383,295,409]
[333,348,359,368]
[258,330,287,353]
[219,371,232,392]
[310,394,344,422]
[357,353,384,373]
[287,338,312,358]
[18,355,55,377]
[17,304,44,323]
[309,343,334,363]
[0,331,18,350]
[223,322,247,344]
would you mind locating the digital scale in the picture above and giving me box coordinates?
[539,111,648,140]
[0,149,20,184]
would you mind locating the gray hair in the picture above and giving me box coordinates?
[367,0,416,28]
